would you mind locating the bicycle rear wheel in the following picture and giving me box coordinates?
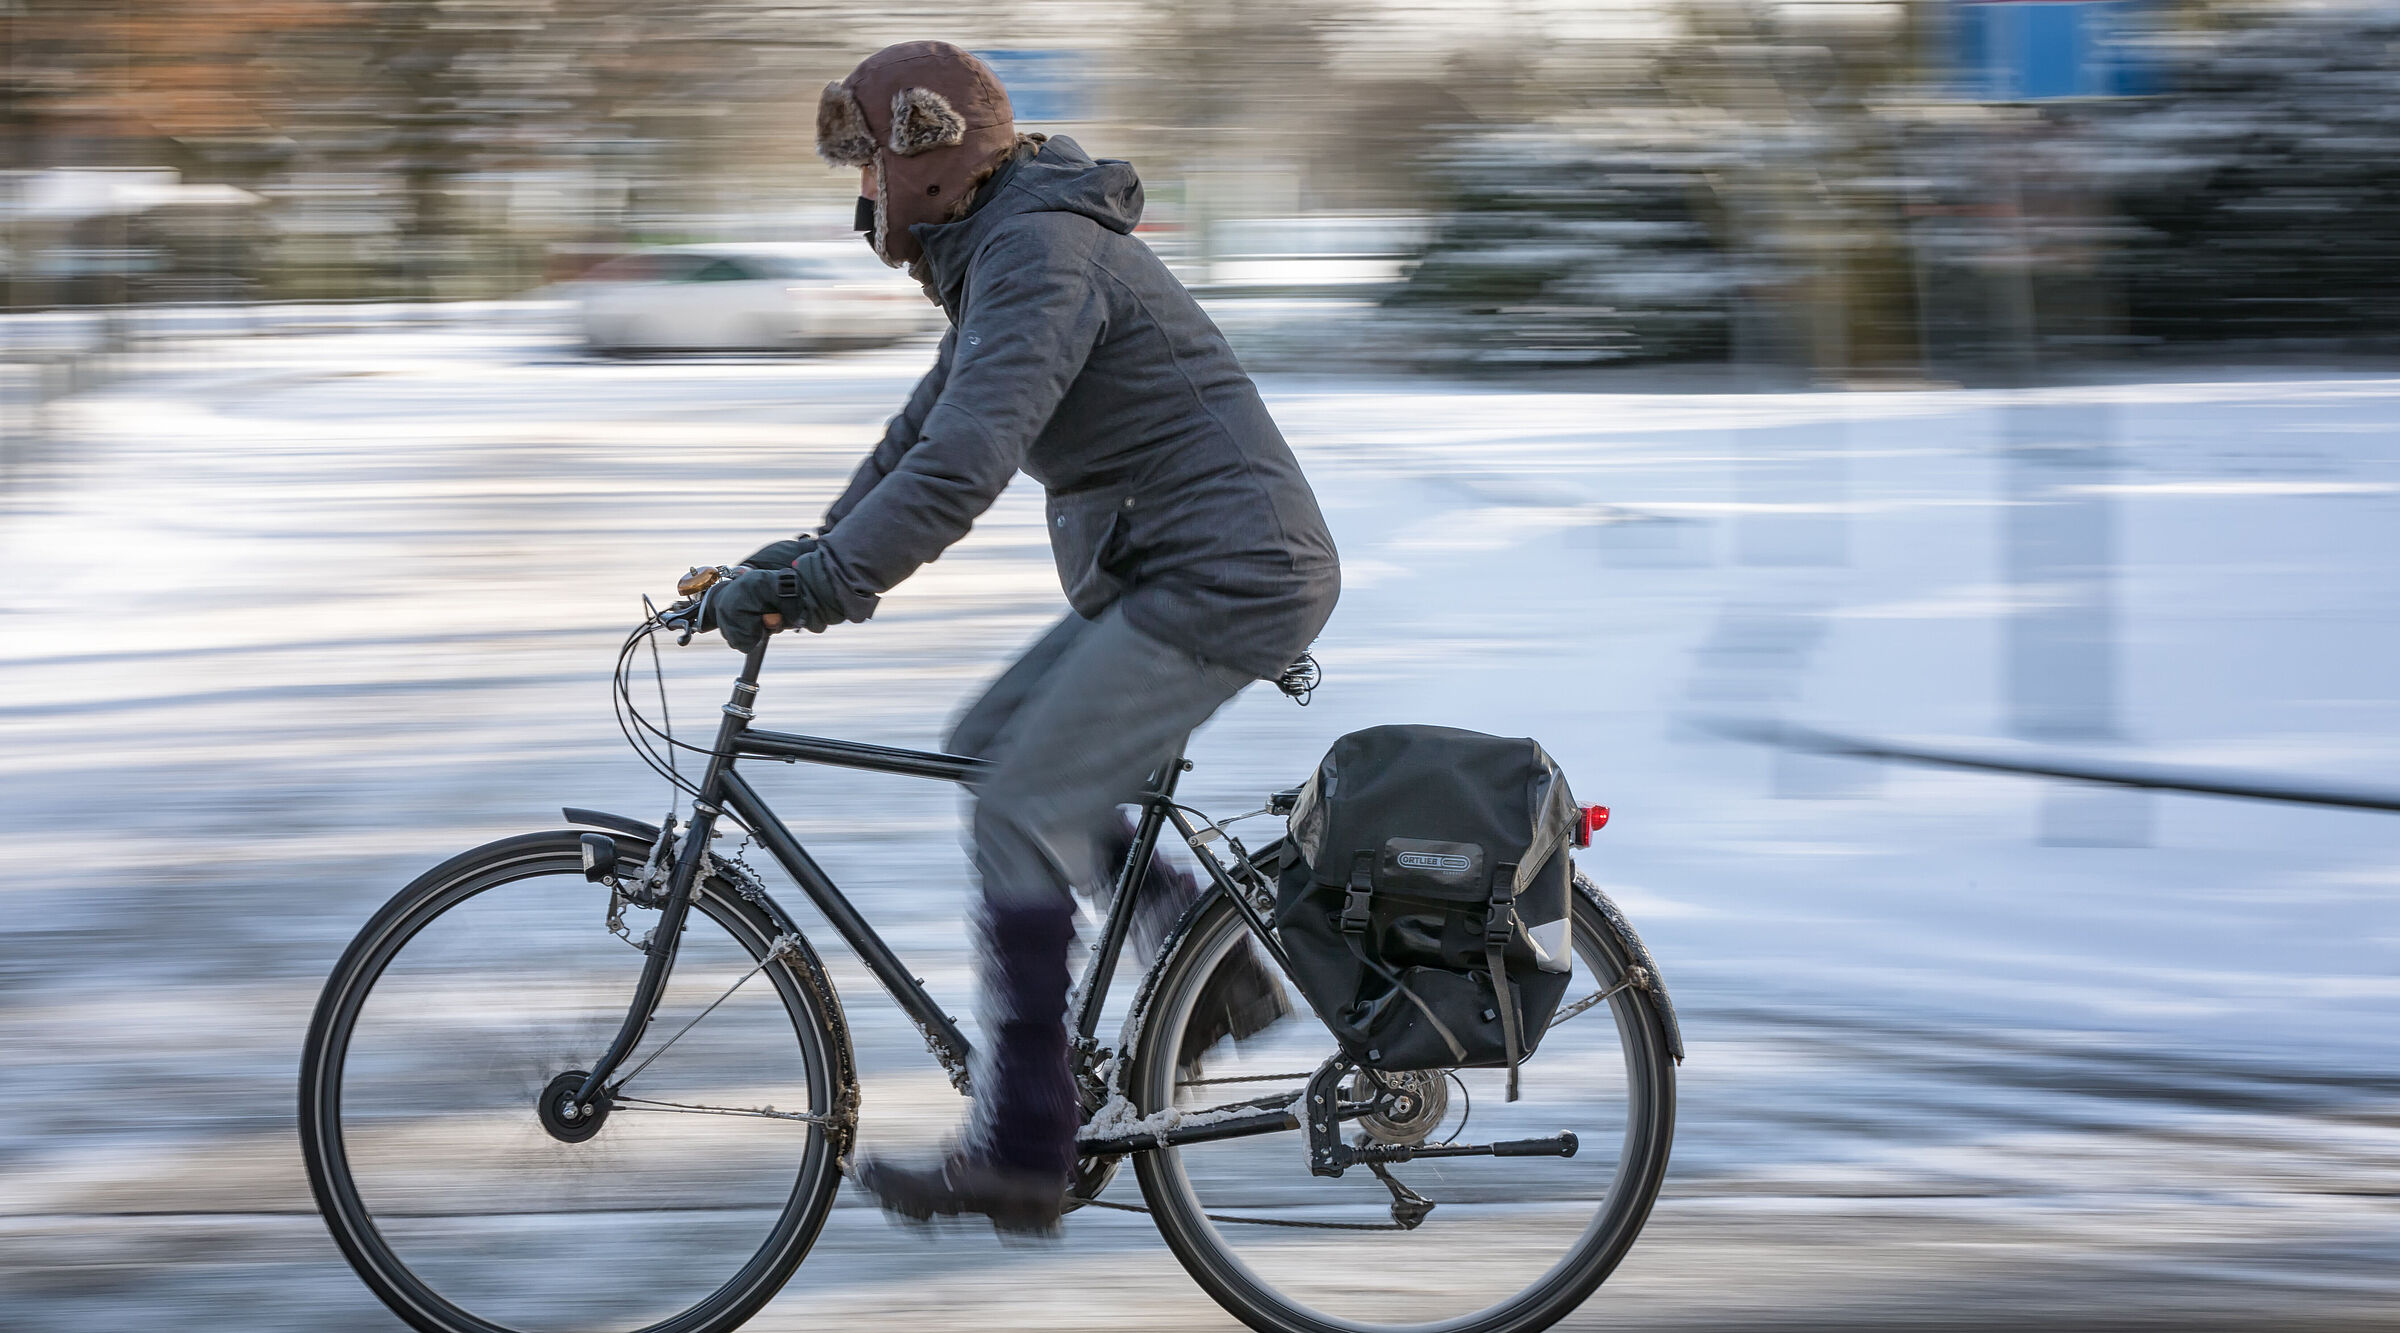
[1128,869,1676,1333]
[300,831,848,1333]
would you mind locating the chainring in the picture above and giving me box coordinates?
[1064,1046,1123,1208]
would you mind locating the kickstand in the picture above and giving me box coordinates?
[1365,1158,1434,1229]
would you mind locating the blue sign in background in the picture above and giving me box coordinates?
[977,49,1091,125]
[1954,1,2156,100]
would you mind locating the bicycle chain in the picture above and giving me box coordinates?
[1073,1195,1409,1231]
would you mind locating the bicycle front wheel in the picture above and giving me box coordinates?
[300,831,848,1333]
[1129,869,1676,1333]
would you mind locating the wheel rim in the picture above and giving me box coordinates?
[309,849,834,1333]
[1136,892,1670,1333]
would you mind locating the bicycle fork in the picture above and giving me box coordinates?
[573,641,770,1108]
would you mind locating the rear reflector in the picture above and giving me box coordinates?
[1573,804,1611,847]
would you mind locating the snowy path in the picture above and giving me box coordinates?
[3,323,2396,1329]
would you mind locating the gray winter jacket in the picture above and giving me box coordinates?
[818,136,1339,680]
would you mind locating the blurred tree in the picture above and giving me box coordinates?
[2098,4,2400,343]
[1384,111,1752,367]
[1383,0,1934,374]
[4,0,863,301]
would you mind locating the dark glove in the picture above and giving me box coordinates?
[739,531,821,571]
[708,550,842,652]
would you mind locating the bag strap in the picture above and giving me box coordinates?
[1486,861,1525,1101]
[1336,852,1469,1066]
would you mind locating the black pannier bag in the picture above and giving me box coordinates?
[1273,725,1579,1099]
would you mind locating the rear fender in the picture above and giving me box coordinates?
[1573,870,1685,1064]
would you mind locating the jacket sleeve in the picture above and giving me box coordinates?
[822,326,955,531]
[816,219,1105,619]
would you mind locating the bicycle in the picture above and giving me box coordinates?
[299,567,1684,1333]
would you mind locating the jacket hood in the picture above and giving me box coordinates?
[912,135,1144,316]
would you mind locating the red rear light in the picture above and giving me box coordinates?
[1573,804,1611,847]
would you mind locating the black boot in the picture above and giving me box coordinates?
[855,900,1078,1235]
[851,1150,1069,1235]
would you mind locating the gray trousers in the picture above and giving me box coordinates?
[943,609,1252,1172]
[947,607,1253,915]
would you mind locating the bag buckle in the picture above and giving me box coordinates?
[1483,897,1517,950]
[1341,885,1374,934]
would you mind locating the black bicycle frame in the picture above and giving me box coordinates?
[574,640,1230,1105]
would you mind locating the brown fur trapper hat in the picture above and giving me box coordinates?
[818,42,1015,267]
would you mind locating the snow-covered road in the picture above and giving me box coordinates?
[4,321,2397,1329]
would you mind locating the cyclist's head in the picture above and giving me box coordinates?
[818,41,1016,268]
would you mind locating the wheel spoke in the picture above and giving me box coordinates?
[1547,965,1652,1030]
[608,933,800,1094]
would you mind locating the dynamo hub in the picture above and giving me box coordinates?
[537,1069,612,1143]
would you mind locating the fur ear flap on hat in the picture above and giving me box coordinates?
[887,86,966,156]
[816,82,875,167]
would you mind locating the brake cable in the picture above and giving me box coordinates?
[639,594,680,819]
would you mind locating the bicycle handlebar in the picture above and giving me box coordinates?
[654,564,745,642]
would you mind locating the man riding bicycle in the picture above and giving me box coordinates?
[706,41,1340,1232]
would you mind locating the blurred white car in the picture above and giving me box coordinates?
[575,242,937,354]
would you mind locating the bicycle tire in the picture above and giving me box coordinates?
[1127,868,1677,1333]
[299,830,852,1333]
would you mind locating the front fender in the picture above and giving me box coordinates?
[564,806,661,841]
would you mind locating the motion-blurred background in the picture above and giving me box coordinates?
[10,0,2400,370]
[4,2,2397,1329]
